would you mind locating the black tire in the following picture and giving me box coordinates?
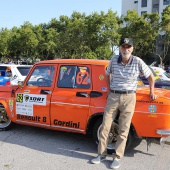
[0,105,13,130]
[93,118,135,154]
[93,118,103,144]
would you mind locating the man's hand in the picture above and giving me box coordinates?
[147,73,158,100]
[150,92,158,100]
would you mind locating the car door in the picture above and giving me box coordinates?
[50,64,91,133]
[15,64,56,127]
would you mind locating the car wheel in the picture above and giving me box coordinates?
[0,105,13,130]
[93,118,133,154]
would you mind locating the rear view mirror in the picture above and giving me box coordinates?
[18,81,24,89]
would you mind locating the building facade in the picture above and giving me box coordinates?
[121,0,170,16]
[121,0,170,68]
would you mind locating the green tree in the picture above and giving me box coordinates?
[101,9,120,58]
[156,5,170,64]
[18,22,39,60]
[120,10,159,58]
[0,28,10,58]
[8,26,21,58]
[33,24,45,60]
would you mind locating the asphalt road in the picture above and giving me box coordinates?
[0,124,170,170]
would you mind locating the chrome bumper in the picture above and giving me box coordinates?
[156,129,170,146]
[157,129,170,136]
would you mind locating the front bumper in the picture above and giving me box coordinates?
[156,129,170,145]
[157,129,170,136]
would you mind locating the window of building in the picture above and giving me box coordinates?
[134,1,138,3]
[153,4,159,8]
[141,0,147,7]
[141,11,147,15]
[163,0,170,5]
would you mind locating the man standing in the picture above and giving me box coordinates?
[91,38,157,169]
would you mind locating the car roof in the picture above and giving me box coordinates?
[0,64,32,67]
[37,59,109,66]
[151,66,165,72]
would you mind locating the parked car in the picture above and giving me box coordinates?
[0,59,170,152]
[139,66,170,90]
[0,76,10,85]
[151,66,170,81]
[0,64,32,85]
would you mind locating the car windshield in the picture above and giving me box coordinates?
[148,66,161,81]
[163,71,170,79]
[0,67,7,77]
[17,66,32,76]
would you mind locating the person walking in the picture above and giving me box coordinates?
[91,38,157,169]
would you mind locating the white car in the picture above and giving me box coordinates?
[151,66,170,81]
[0,64,32,85]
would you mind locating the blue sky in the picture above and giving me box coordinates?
[1,0,122,29]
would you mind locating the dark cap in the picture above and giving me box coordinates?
[119,38,133,46]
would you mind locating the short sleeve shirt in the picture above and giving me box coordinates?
[105,55,151,91]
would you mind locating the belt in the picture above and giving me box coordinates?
[110,90,135,94]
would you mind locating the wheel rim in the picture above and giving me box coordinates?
[97,122,119,150]
[0,107,11,128]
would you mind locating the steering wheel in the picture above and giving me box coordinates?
[37,78,48,86]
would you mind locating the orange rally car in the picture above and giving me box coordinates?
[0,59,170,152]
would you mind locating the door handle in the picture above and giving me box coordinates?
[89,91,102,98]
[40,90,51,94]
[76,92,89,97]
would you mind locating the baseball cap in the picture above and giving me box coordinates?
[119,38,133,46]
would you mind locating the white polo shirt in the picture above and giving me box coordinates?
[106,55,151,91]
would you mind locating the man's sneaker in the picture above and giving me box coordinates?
[91,155,106,164]
[110,159,120,169]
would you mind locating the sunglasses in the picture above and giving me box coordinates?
[121,45,132,49]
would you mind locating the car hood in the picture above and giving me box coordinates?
[137,86,170,103]
[142,78,170,87]
[155,79,170,86]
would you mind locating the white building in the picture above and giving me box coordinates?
[121,0,170,16]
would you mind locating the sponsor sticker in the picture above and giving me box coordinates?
[148,105,157,113]
[16,93,46,105]
[16,103,33,116]
[99,74,104,80]
[9,100,14,111]
[9,100,14,106]
[101,87,107,91]
[24,90,30,94]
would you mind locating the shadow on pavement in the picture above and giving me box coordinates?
[0,124,154,161]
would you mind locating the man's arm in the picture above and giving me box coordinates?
[106,75,111,92]
[105,75,111,99]
[147,73,157,100]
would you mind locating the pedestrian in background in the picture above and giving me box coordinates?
[168,65,170,74]
[7,58,12,64]
[91,38,157,169]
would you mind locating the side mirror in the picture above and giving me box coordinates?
[18,81,24,89]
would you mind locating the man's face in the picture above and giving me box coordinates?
[120,44,133,59]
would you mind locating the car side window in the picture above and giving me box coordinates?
[58,66,91,89]
[27,66,55,87]
[75,66,91,88]
[0,66,12,77]
[6,66,12,77]
[58,66,76,88]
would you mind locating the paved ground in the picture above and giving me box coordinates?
[0,124,170,170]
